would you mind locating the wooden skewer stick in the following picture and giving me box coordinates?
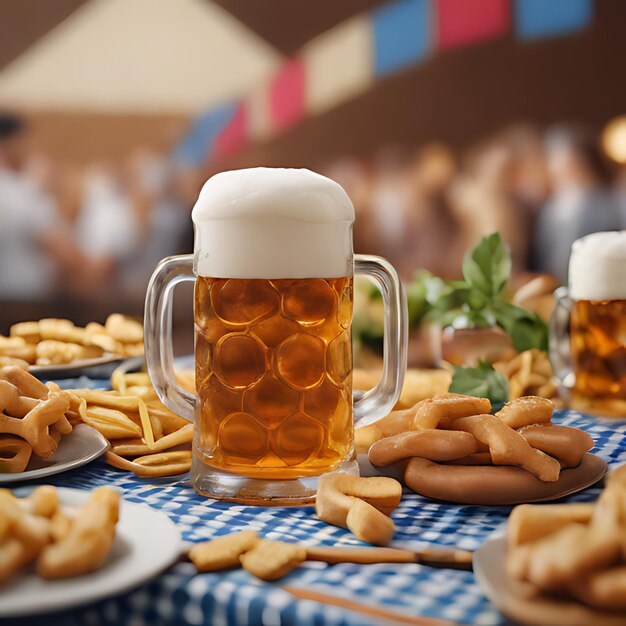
[284,586,464,626]
[305,545,473,571]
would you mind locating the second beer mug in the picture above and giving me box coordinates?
[551,231,626,416]
[145,168,407,503]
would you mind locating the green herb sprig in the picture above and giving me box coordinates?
[406,233,548,353]
[448,360,509,404]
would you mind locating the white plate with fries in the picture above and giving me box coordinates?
[0,425,109,484]
[0,486,183,617]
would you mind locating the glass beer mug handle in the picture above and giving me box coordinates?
[144,255,196,422]
[549,286,574,394]
[353,255,408,426]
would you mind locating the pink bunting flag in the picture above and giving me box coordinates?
[270,59,306,131]
[436,0,510,50]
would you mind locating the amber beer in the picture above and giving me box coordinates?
[145,167,406,503]
[194,276,353,479]
[570,299,626,400]
[563,231,626,406]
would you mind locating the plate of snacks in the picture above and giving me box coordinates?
[68,369,195,479]
[0,367,108,483]
[358,394,607,505]
[0,485,182,617]
[474,465,626,625]
[0,314,144,378]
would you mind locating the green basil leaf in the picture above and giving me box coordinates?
[462,233,512,297]
[449,361,509,404]
[492,300,549,353]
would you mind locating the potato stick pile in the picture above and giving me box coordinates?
[70,370,194,478]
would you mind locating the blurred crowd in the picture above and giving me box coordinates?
[325,123,626,283]
[0,112,198,330]
[1,112,625,331]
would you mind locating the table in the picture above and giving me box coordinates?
[4,379,626,626]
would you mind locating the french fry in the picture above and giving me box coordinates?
[111,423,193,457]
[137,398,155,446]
[82,407,142,440]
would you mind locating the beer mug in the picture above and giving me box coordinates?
[145,168,407,503]
[550,231,626,415]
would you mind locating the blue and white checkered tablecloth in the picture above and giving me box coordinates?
[5,378,626,626]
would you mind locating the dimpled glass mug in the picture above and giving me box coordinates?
[145,168,407,504]
[550,231,626,416]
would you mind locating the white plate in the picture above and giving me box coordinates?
[0,487,183,617]
[0,424,109,484]
[474,532,626,626]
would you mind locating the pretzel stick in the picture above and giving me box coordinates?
[283,586,462,626]
[305,545,473,569]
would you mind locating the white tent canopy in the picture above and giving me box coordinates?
[0,0,282,114]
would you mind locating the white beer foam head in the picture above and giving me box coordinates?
[569,231,626,301]
[192,168,355,278]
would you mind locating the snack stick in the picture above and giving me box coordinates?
[496,396,553,429]
[105,450,191,477]
[0,491,50,557]
[606,464,626,490]
[104,314,143,344]
[22,486,59,518]
[0,380,38,417]
[507,503,595,549]
[82,406,143,440]
[0,391,70,458]
[240,540,306,581]
[144,403,190,434]
[0,338,37,364]
[518,424,593,468]
[345,499,396,546]
[9,321,41,344]
[0,366,48,399]
[71,389,142,412]
[316,474,401,545]
[0,356,30,369]
[37,487,119,579]
[137,398,155,446]
[415,395,492,430]
[133,450,192,468]
[111,423,193,456]
[526,523,622,592]
[591,484,626,533]
[0,437,32,473]
[506,543,533,581]
[317,474,402,522]
[369,430,478,466]
[189,531,258,572]
[0,538,29,583]
[355,424,383,454]
[451,414,561,482]
[49,511,72,543]
[570,566,626,611]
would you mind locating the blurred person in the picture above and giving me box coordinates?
[119,150,190,305]
[450,139,529,272]
[532,125,621,282]
[0,112,67,303]
[362,147,416,278]
[72,162,142,301]
[402,143,463,278]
